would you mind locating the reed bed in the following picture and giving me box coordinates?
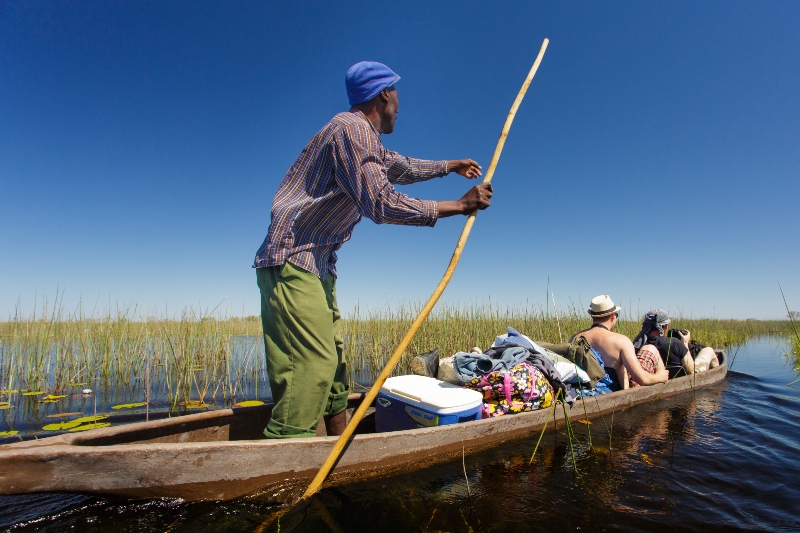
[343,301,793,382]
[0,300,794,410]
[786,325,800,375]
[0,303,265,415]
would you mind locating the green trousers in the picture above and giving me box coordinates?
[256,262,349,438]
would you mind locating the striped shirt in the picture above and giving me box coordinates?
[253,110,448,279]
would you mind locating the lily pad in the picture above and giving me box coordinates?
[0,390,19,395]
[43,421,83,431]
[69,422,111,432]
[0,431,19,436]
[180,400,209,409]
[190,366,205,372]
[234,400,265,407]
[111,402,147,410]
[67,382,88,387]
[22,391,44,396]
[39,394,67,402]
[72,415,110,423]
[46,412,83,419]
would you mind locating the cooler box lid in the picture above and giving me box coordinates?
[381,375,482,410]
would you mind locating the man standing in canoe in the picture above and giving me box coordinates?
[253,61,493,439]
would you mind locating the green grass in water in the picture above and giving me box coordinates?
[1,300,795,405]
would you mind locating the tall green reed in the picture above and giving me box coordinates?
[778,283,800,375]
[340,300,791,386]
[0,300,264,412]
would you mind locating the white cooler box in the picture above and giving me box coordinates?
[375,375,483,432]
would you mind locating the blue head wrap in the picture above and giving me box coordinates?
[345,61,400,106]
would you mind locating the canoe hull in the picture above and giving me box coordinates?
[0,353,727,501]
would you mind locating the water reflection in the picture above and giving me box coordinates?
[0,335,269,443]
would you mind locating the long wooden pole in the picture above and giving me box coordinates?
[299,38,549,503]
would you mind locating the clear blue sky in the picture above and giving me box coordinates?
[2,2,799,320]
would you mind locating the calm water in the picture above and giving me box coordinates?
[2,336,798,532]
[0,336,269,444]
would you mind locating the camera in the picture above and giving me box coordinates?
[667,328,688,339]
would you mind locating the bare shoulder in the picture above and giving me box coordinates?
[571,326,594,341]
[610,331,634,348]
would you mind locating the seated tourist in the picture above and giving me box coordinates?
[571,295,669,391]
[632,309,719,378]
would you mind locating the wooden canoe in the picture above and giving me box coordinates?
[0,351,727,501]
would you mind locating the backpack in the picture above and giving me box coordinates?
[465,361,554,418]
[538,335,606,387]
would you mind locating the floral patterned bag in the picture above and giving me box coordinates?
[465,361,554,418]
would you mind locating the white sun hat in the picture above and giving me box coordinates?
[588,294,622,318]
